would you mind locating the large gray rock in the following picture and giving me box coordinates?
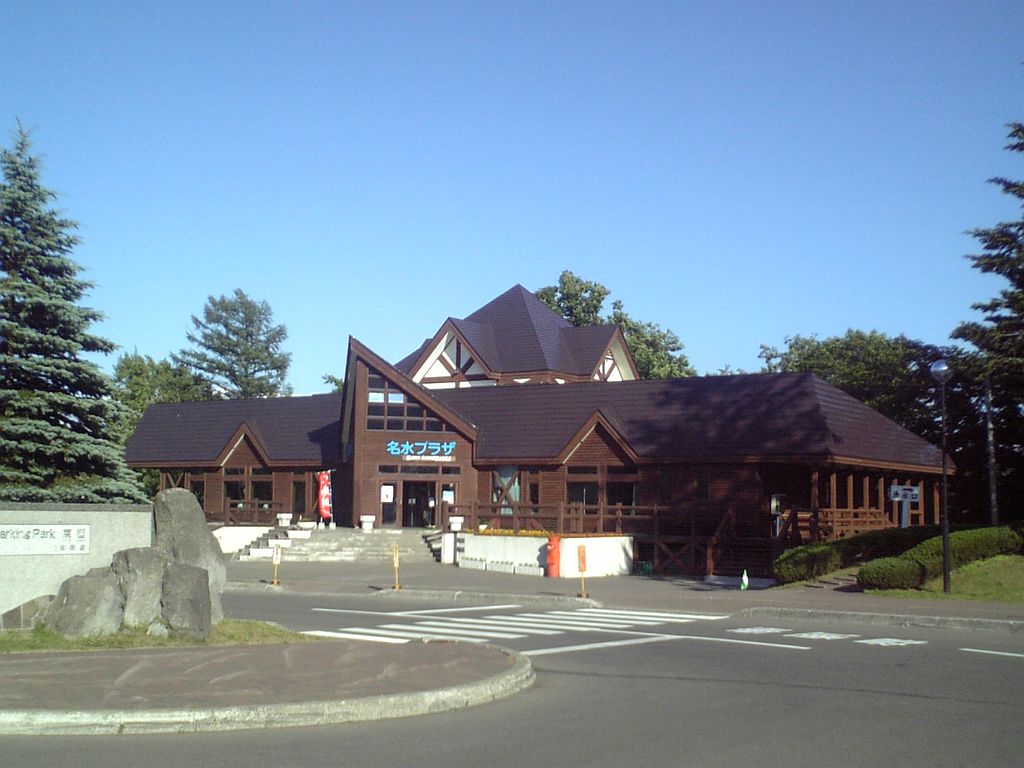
[153,488,226,623]
[43,572,124,638]
[112,547,169,627]
[160,562,211,640]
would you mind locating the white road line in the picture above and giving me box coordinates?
[785,632,860,640]
[580,609,728,621]
[421,618,564,635]
[514,613,645,628]
[396,604,523,616]
[479,616,611,632]
[544,614,663,626]
[341,626,489,643]
[855,638,928,647]
[728,627,791,634]
[405,622,526,639]
[960,647,1024,659]
[302,630,408,644]
[522,634,683,656]
[523,633,812,657]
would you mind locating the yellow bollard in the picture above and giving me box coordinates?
[392,543,401,590]
[577,544,588,599]
[271,544,282,585]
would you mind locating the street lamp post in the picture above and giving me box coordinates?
[930,359,952,594]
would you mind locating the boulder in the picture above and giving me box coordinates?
[160,562,212,640]
[43,572,124,638]
[112,547,169,627]
[153,488,226,623]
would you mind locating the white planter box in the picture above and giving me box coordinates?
[359,515,375,532]
[296,521,317,530]
[269,538,292,548]
[449,516,464,532]
[487,561,516,574]
[286,529,313,539]
[460,557,487,570]
[514,564,545,576]
[276,513,293,527]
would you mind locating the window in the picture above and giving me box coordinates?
[567,482,599,507]
[252,481,273,509]
[378,465,398,473]
[606,482,636,510]
[190,480,205,507]
[492,466,520,515]
[366,366,450,432]
[224,481,245,507]
[568,466,598,475]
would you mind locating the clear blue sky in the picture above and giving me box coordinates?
[3,1,1022,393]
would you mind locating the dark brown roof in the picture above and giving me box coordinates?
[125,394,342,467]
[397,285,622,377]
[432,373,945,470]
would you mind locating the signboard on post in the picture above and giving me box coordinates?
[889,485,919,529]
[889,485,920,502]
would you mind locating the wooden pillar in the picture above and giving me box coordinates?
[877,476,885,516]
[846,473,854,514]
[932,480,941,526]
[810,470,819,541]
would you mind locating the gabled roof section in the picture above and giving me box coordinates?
[558,410,639,465]
[125,394,343,467]
[397,284,636,379]
[214,422,272,466]
[341,337,479,447]
[431,373,946,471]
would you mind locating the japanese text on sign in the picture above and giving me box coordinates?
[386,440,457,462]
[0,525,90,556]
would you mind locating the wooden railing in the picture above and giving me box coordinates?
[212,500,285,526]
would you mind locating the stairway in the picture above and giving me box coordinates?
[238,526,438,564]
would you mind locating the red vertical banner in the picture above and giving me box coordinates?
[317,471,333,520]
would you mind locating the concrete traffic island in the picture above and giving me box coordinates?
[0,639,534,736]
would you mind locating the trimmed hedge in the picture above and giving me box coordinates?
[772,526,940,584]
[857,525,1023,590]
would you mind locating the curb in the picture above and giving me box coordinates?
[739,607,1024,634]
[0,647,534,736]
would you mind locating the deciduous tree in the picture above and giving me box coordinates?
[536,270,694,379]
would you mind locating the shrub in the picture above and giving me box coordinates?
[856,556,923,590]
[772,544,840,583]
[772,526,940,584]
[858,526,1022,590]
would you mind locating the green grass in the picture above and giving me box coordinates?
[0,619,312,654]
[865,554,1024,602]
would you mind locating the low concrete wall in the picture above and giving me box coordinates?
[459,534,633,578]
[0,503,153,618]
[559,536,633,578]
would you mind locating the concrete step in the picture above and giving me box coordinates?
[239,527,438,563]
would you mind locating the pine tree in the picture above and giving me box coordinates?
[0,125,145,503]
[173,289,292,399]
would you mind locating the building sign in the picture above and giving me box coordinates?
[386,440,457,462]
[0,525,90,556]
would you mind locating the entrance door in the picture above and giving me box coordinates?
[402,481,435,528]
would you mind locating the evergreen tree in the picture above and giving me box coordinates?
[173,289,292,399]
[113,352,214,438]
[0,126,145,503]
[953,122,1024,514]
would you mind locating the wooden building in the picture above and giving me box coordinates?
[128,285,949,576]
[125,394,341,525]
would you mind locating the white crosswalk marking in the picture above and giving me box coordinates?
[304,607,722,645]
[785,632,861,640]
[728,627,791,634]
[856,638,928,647]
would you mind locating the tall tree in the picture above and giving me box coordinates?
[953,122,1024,514]
[113,353,214,438]
[536,270,609,327]
[759,331,991,520]
[536,270,695,379]
[0,126,145,503]
[173,289,292,399]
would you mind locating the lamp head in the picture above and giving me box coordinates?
[930,359,952,384]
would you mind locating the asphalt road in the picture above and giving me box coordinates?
[3,591,1021,767]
